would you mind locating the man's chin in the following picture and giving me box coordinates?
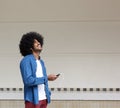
[34,49,42,53]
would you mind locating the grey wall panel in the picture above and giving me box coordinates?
[0,22,120,88]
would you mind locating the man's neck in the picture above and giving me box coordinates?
[33,52,40,60]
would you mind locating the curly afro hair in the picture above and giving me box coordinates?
[19,32,44,56]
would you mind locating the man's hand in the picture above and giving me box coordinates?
[48,74,59,81]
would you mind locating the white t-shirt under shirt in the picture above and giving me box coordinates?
[36,59,46,101]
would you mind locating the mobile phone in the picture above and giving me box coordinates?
[56,73,60,77]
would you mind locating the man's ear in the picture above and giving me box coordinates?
[30,48,33,51]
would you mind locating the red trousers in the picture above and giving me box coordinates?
[25,99,47,108]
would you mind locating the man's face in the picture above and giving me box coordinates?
[32,39,42,53]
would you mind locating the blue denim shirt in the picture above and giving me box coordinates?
[20,54,51,105]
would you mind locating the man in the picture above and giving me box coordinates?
[19,32,58,108]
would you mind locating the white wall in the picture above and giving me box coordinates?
[0,0,120,88]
